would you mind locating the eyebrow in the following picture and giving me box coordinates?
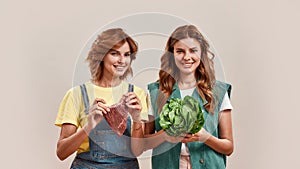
[175,47,199,50]
[110,49,119,52]
[110,49,131,54]
[190,47,198,50]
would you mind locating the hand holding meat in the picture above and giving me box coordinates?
[123,92,142,122]
[85,98,110,132]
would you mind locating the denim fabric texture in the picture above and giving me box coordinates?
[70,84,139,169]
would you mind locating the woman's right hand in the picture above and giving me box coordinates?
[84,98,110,132]
[56,98,110,161]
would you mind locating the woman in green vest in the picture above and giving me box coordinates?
[134,25,234,169]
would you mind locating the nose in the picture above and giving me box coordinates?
[183,52,192,60]
[118,55,126,63]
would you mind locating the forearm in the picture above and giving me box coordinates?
[131,126,166,155]
[204,136,234,156]
[204,110,234,156]
[56,126,91,160]
[144,130,166,150]
[131,122,145,156]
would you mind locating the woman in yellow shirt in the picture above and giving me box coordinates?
[55,28,148,169]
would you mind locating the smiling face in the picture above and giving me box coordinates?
[173,38,201,77]
[102,42,131,79]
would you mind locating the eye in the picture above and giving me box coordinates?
[175,50,184,54]
[124,52,131,57]
[110,51,121,57]
[190,49,198,53]
[110,51,117,56]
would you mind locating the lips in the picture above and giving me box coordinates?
[182,62,194,68]
[113,64,127,71]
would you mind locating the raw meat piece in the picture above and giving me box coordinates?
[104,103,128,136]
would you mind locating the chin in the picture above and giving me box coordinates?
[113,71,126,78]
[180,69,194,74]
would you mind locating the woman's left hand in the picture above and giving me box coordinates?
[181,128,211,143]
[122,92,142,122]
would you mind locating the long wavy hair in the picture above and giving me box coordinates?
[158,25,216,113]
[86,28,138,82]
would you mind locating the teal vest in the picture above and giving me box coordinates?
[148,81,231,169]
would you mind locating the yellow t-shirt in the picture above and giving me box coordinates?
[55,81,148,154]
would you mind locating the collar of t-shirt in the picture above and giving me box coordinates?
[180,87,195,98]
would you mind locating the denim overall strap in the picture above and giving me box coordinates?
[80,84,89,115]
[128,83,134,92]
[71,83,139,169]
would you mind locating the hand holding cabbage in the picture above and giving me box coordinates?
[159,96,205,136]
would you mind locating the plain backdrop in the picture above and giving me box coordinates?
[1,0,300,168]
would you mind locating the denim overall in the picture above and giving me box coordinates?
[70,84,139,169]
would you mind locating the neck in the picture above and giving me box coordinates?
[94,76,122,88]
[178,74,197,90]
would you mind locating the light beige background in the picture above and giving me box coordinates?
[1,0,300,168]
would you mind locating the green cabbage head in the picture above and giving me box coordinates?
[159,96,205,136]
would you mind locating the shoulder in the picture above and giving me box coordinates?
[214,80,232,97]
[132,84,147,96]
[147,81,159,91]
[63,82,92,100]
[63,85,81,99]
[215,80,231,89]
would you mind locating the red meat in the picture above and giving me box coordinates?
[103,103,128,136]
